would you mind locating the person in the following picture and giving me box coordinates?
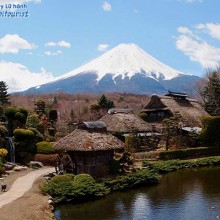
[1,183,7,192]
[1,179,7,192]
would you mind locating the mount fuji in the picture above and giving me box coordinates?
[23,43,200,95]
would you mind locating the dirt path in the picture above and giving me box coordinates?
[0,167,54,208]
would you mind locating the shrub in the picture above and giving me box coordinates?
[158,147,220,160]
[28,128,44,142]
[15,112,26,124]
[0,149,8,157]
[36,141,55,154]
[125,134,141,152]
[200,116,220,147]
[102,169,159,191]
[139,112,148,121]
[0,125,7,134]
[18,108,28,118]
[26,113,40,129]
[5,107,17,120]
[55,132,66,139]
[48,127,56,136]
[41,174,74,203]
[41,173,109,204]
[13,129,35,141]
[49,174,75,184]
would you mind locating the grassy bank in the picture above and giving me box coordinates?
[143,156,220,173]
[41,169,160,204]
[41,156,220,205]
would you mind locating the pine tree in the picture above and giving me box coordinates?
[0,81,10,107]
[200,70,220,116]
[98,94,115,110]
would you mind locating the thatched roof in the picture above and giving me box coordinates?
[141,95,209,127]
[53,122,125,152]
[100,109,153,133]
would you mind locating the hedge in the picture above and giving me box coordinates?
[159,147,220,160]
[143,156,220,174]
[34,153,58,166]
[36,141,56,154]
[13,128,35,141]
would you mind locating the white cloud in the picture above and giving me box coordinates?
[0,0,41,4]
[176,24,220,68]
[196,23,220,40]
[102,1,111,11]
[0,34,35,54]
[177,26,193,35]
[45,40,71,48]
[44,50,63,56]
[98,44,109,51]
[176,34,220,68]
[0,61,54,93]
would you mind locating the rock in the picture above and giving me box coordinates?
[29,161,43,169]
[48,199,53,205]
[43,172,56,181]
[13,165,28,172]
[4,162,16,171]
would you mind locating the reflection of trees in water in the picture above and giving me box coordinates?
[57,190,141,220]
[57,167,220,220]
[146,167,220,207]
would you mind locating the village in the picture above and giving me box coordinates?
[0,68,220,219]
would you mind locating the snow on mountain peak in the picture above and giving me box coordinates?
[58,43,186,82]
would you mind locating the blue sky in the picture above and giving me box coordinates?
[0,0,220,92]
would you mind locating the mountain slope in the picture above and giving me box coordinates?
[23,43,200,95]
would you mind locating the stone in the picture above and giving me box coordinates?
[4,162,16,171]
[29,161,43,169]
[13,165,28,172]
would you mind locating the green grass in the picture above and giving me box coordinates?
[143,156,220,174]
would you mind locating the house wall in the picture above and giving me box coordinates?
[69,150,114,177]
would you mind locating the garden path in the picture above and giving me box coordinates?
[0,167,54,208]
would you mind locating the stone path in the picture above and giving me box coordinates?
[0,167,54,209]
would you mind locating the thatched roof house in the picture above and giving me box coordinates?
[54,121,125,177]
[140,92,209,127]
[100,109,153,134]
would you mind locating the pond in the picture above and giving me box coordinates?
[55,167,220,220]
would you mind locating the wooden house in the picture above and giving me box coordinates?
[140,91,209,128]
[53,121,125,177]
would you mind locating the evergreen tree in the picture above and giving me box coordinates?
[98,94,115,110]
[34,99,46,116]
[0,81,10,107]
[200,70,220,116]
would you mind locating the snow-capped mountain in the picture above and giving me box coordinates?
[23,43,200,95]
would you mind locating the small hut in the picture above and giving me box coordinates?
[140,92,209,128]
[53,121,125,177]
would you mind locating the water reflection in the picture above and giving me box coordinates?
[56,167,220,220]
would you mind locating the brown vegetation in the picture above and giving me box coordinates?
[10,93,150,132]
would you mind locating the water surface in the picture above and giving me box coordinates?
[55,167,220,220]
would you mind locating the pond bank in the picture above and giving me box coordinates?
[43,156,220,206]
